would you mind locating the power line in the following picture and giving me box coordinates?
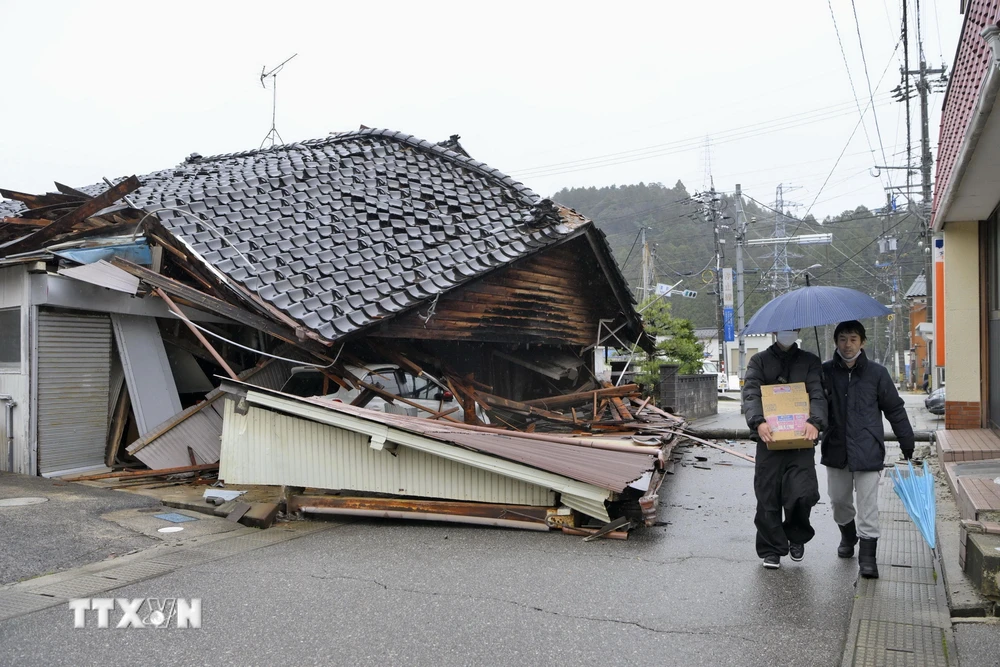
[850,0,893,183]
[827,0,879,167]
[801,37,902,223]
[510,94,896,180]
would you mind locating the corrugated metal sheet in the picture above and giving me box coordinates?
[57,260,139,294]
[127,397,224,470]
[36,311,111,475]
[304,397,655,492]
[232,387,612,505]
[125,357,295,469]
[561,493,611,523]
[220,400,556,506]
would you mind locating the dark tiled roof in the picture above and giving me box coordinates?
[904,271,927,299]
[116,129,589,342]
[932,1,1000,226]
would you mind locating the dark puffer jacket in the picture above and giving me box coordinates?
[821,349,914,471]
[743,343,827,434]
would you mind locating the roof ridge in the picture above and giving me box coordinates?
[323,128,541,207]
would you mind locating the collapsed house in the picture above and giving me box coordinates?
[0,128,685,532]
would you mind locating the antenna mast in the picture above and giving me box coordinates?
[259,53,298,149]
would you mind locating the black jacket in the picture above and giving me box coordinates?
[821,349,914,471]
[742,343,827,434]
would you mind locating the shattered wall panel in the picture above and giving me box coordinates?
[111,314,182,434]
[220,401,556,506]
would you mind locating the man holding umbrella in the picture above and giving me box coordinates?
[742,330,827,570]
[821,320,915,579]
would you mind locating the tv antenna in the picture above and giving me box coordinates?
[259,53,297,149]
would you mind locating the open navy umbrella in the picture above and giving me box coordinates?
[888,460,936,550]
[741,285,891,335]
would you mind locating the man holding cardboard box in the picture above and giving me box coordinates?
[742,330,828,570]
[821,320,914,579]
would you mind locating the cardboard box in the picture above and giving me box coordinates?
[761,382,814,450]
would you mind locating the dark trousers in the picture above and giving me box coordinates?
[753,443,820,558]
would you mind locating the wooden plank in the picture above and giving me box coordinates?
[475,391,574,422]
[1,217,50,227]
[62,463,218,481]
[611,397,633,421]
[54,182,93,199]
[354,378,463,423]
[155,287,239,380]
[110,257,327,354]
[105,385,132,468]
[2,176,142,255]
[226,502,252,523]
[0,188,84,209]
[288,494,552,523]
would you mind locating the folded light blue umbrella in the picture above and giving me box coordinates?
[741,285,892,335]
[888,460,936,550]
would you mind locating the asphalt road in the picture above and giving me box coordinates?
[0,443,860,667]
[0,473,158,585]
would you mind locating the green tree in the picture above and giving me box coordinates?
[633,297,705,388]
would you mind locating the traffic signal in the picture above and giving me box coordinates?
[681,289,698,298]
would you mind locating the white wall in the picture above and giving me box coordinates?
[943,221,982,403]
[0,265,31,473]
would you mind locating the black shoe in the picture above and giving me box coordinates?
[789,543,805,562]
[762,555,780,569]
[838,521,859,558]
[858,537,879,579]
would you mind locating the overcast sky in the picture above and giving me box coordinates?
[0,1,963,221]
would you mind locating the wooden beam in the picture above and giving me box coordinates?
[354,379,463,423]
[63,463,218,481]
[109,257,326,356]
[1,217,49,227]
[521,384,640,410]
[155,288,240,381]
[287,494,552,525]
[474,392,574,422]
[2,176,142,255]
[0,188,85,209]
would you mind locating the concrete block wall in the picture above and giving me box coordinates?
[659,364,717,420]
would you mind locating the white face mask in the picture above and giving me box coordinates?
[776,331,798,347]
[837,348,862,362]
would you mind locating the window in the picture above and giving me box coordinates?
[0,308,20,368]
[364,368,402,396]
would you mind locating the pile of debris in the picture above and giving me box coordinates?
[0,128,690,537]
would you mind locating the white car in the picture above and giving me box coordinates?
[702,361,728,391]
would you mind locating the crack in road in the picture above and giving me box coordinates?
[309,573,757,642]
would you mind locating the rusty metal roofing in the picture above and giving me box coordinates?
[240,387,658,492]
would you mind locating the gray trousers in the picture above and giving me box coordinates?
[826,466,882,539]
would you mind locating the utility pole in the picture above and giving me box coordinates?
[892,0,946,385]
[734,185,748,386]
[636,228,656,304]
[710,185,726,379]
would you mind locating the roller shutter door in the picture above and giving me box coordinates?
[36,311,111,475]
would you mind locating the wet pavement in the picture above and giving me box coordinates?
[0,441,860,667]
[0,473,158,585]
